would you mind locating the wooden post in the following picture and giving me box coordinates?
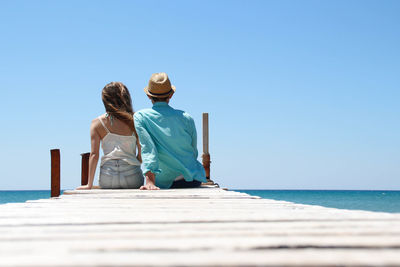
[81,152,90,186]
[50,149,60,198]
[202,113,213,184]
[203,113,209,155]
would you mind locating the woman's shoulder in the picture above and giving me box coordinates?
[91,115,103,124]
[91,115,108,138]
[91,115,107,130]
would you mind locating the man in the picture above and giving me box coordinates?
[134,72,207,190]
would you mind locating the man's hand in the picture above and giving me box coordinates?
[140,172,160,190]
[140,184,160,190]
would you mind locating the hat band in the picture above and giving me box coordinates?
[149,88,173,96]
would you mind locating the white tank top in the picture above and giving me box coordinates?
[98,117,141,166]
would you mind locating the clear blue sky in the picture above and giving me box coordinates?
[0,0,399,190]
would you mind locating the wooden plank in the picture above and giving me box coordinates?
[0,187,400,266]
[1,248,400,266]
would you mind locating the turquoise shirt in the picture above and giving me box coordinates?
[134,102,207,189]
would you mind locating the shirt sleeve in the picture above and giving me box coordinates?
[134,113,161,175]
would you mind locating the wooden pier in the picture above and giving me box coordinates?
[1,187,400,266]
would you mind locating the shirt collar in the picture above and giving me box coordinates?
[153,101,169,107]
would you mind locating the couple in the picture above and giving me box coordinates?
[77,72,207,190]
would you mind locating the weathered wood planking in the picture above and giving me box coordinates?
[0,187,400,266]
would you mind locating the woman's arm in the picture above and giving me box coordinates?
[136,138,142,163]
[76,120,101,190]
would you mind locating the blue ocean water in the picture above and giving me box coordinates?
[0,190,54,204]
[237,190,400,213]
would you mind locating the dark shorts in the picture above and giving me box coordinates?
[170,179,202,189]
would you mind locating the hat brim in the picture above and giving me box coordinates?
[144,85,175,97]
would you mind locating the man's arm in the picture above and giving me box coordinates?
[134,113,160,190]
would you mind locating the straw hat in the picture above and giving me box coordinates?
[144,72,176,97]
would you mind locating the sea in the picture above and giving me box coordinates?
[237,190,400,213]
[1,190,399,213]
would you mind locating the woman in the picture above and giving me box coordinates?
[77,82,144,190]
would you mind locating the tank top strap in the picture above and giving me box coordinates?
[98,117,110,133]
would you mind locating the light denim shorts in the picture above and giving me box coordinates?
[99,159,144,189]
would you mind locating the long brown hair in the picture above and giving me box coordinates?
[101,82,136,134]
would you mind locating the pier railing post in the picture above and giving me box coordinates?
[202,113,214,185]
[80,152,90,185]
[50,149,60,197]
